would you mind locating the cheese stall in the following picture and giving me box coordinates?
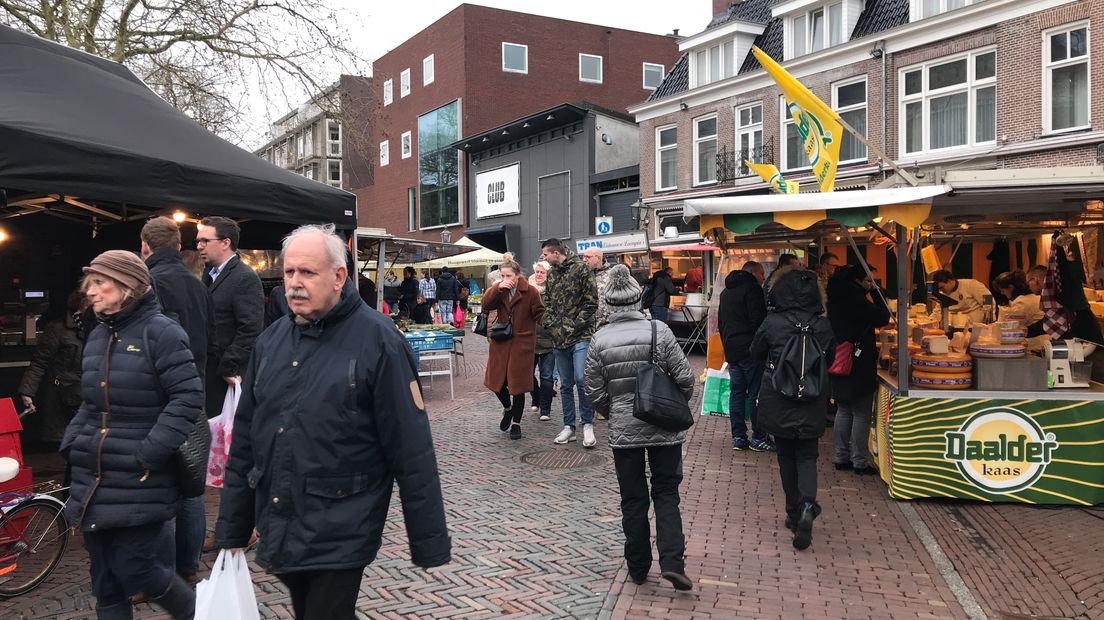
[687,181,1104,506]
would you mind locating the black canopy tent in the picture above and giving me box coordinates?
[0,23,356,229]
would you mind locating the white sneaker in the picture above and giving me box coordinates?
[554,426,576,444]
[582,424,596,448]
[539,413,551,421]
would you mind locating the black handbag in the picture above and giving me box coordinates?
[473,313,488,337]
[633,321,693,432]
[488,293,514,342]
[144,326,210,498]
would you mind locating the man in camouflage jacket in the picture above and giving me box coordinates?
[541,238,599,447]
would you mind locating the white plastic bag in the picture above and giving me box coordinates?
[196,549,260,620]
[206,381,241,488]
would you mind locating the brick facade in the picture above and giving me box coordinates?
[352,4,680,241]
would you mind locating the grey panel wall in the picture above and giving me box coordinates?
[598,189,640,234]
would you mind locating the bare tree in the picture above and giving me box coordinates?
[0,0,361,143]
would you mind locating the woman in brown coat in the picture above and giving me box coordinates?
[483,259,545,439]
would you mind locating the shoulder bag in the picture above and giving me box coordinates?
[488,287,515,342]
[633,321,693,432]
[144,325,210,498]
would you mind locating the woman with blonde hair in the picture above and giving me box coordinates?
[529,260,556,420]
[483,258,544,439]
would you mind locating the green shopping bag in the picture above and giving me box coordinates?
[701,365,731,417]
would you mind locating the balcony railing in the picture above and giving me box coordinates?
[716,139,774,183]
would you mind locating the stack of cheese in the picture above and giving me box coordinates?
[968,321,1027,359]
[912,333,974,389]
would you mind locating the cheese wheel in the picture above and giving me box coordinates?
[968,343,1026,358]
[911,369,973,389]
[911,351,973,373]
[1000,330,1027,343]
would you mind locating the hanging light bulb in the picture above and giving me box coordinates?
[0,228,8,243]
[172,211,187,223]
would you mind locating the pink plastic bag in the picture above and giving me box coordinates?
[206,382,241,488]
[453,306,465,329]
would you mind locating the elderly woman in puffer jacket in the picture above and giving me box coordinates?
[61,251,202,620]
[529,260,556,421]
[584,264,695,591]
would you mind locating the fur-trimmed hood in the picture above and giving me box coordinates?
[766,265,826,314]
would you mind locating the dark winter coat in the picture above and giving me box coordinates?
[750,267,835,440]
[400,276,419,307]
[649,272,677,308]
[435,271,461,301]
[827,275,891,401]
[147,247,212,385]
[482,278,545,395]
[718,269,767,364]
[584,312,695,448]
[214,280,451,573]
[203,254,263,380]
[544,254,597,348]
[264,284,290,329]
[60,291,203,532]
[19,314,84,407]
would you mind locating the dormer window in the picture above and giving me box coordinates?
[776,0,859,60]
[913,0,975,20]
[679,19,767,89]
[693,40,736,87]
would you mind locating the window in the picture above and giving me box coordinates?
[736,103,763,175]
[401,131,412,159]
[693,115,718,185]
[418,101,461,228]
[302,125,315,158]
[921,0,971,19]
[833,79,867,162]
[327,160,341,188]
[423,55,435,86]
[400,68,411,98]
[692,41,735,87]
[655,125,677,191]
[643,63,665,89]
[900,49,996,155]
[579,53,603,83]
[407,188,417,231]
[791,3,844,57]
[781,97,806,171]
[1045,24,1090,133]
[379,140,389,167]
[502,42,528,73]
[327,121,341,157]
[383,79,393,106]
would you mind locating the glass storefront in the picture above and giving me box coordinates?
[418,100,460,228]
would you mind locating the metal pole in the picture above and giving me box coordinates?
[838,116,920,187]
[896,223,909,394]
[376,238,387,310]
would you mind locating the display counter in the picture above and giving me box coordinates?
[873,371,1104,505]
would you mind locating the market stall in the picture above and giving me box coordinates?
[687,182,1104,506]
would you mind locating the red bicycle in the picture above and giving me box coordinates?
[0,459,68,598]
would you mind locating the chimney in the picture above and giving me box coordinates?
[713,0,733,18]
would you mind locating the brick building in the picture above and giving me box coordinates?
[630,0,1104,255]
[350,4,681,243]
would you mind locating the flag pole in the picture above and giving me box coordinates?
[836,116,920,187]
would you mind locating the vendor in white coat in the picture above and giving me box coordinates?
[932,269,992,323]
[995,269,1043,324]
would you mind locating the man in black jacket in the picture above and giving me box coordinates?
[435,266,461,325]
[717,261,775,452]
[141,215,214,586]
[196,216,263,417]
[215,224,450,619]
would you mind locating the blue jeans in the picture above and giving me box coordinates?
[533,352,556,414]
[554,341,593,429]
[439,300,455,325]
[174,495,205,574]
[729,358,767,441]
[650,306,669,322]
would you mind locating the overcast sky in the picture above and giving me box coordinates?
[247,0,709,143]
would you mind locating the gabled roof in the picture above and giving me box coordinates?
[852,0,911,39]
[646,54,689,102]
[708,0,776,28]
[739,17,784,74]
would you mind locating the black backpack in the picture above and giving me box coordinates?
[640,283,655,309]
[767,318,828,402]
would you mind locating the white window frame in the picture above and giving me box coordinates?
[915,0,975,20]
[423,54,435,86]
[780,95,811,172]
[379,140,389,167]
[502,42,528,74]
[383,79,393,106]
[399,68,411,98]
[401,131,412,159]
[736,102,764,173]
[655,124,678,192]
[1043,22,1091,135]
[579,53,603,84]
[898,47,997,157]
[643,62,665,89]
[690,40,735,88]
[327,160,342,188]
[692,114,719,186]
[832,77,868,163]
[790,2,844,59]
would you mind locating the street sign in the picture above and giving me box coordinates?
[576,231,648,253]
[595,216,613,235]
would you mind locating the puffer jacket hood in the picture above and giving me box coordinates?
[584,313,695,448]
[768,265,825,315]
[726,268,757,289]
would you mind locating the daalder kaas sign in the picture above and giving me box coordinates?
[476,163,520,218]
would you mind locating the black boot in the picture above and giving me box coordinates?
[792,502,816,551]
[96,602,134,620]
[151,576,196,620]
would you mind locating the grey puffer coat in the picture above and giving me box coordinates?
[584,312,695,448]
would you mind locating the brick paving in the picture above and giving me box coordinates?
[2,335,1102,619]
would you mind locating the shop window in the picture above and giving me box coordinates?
[579,53,603,84]
[502,42,528,73]
[1045,24,1089,133]
[655,125,677,191]
[418,101,461,228]
[833,78,867,162]
[643,63,665,89]
[693,115,718,185]
[899,49,995,156]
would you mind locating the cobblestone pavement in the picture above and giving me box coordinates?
[4,336,1103,619]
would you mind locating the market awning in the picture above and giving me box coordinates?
[416,237,503,269]
[0,24,356,229]
[686,185,951,235]
[354,229,478,265]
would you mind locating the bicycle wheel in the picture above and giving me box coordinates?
[0,498,69,597]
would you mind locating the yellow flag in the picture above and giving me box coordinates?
[746,161,799,194]
[751,46,842,193]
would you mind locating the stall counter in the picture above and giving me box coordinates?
[872,371,1104,505]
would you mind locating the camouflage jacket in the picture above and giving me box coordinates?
[593,264,612,329]
[544,254,598,347]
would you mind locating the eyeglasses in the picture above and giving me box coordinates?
[195,237,226,247]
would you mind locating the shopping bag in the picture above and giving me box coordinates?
[700,364,731,417]
[206,382,241,488]
[196,549,261,620]
[453,305,465,329]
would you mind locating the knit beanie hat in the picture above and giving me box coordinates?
[603,264,642,312]
[83,250,151,295]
